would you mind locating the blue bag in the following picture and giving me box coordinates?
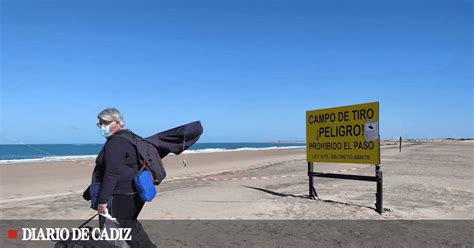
[134,169,157,202]
[88,172,113,210]
[89,182,101,210]
[89,172,101,210]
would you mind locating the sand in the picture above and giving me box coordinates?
[0,141,472,220]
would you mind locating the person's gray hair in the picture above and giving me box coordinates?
[97,108,125,127]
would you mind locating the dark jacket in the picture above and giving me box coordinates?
[144,121,203,158]
[83,122,203,204]
[83,129,139,204]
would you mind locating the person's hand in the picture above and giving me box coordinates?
[97,203,107,214]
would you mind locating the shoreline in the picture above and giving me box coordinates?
[0,140,446,165]
[0,146,306,165]
[0,148,307,204]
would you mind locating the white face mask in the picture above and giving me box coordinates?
[100,124,111,138]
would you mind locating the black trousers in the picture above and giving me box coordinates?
[99,194,156,248]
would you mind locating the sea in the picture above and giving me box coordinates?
[0,143,305,164]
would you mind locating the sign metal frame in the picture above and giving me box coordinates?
[306,102,384,214]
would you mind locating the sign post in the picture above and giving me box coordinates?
[375,165,383,214]
[306,102,383,214]
[308,162,317,199]
[399,136,402,152]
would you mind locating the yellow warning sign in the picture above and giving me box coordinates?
[306,102,380,164]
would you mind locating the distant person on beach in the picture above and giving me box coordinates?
[83,107,156,247]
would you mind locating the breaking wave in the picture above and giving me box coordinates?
[0,146,304,164]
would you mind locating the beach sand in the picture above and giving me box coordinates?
[0,141,472,220]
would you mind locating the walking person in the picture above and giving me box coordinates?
[83,107,156,248]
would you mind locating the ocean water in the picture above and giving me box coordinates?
[0,143,305,164]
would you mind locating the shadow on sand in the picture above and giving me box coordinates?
[243,185,378,212]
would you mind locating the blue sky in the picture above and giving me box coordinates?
[1,0,472,144]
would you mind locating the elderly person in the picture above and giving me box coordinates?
[83,107,156,248]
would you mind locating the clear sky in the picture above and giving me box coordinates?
[1,0,472,144]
